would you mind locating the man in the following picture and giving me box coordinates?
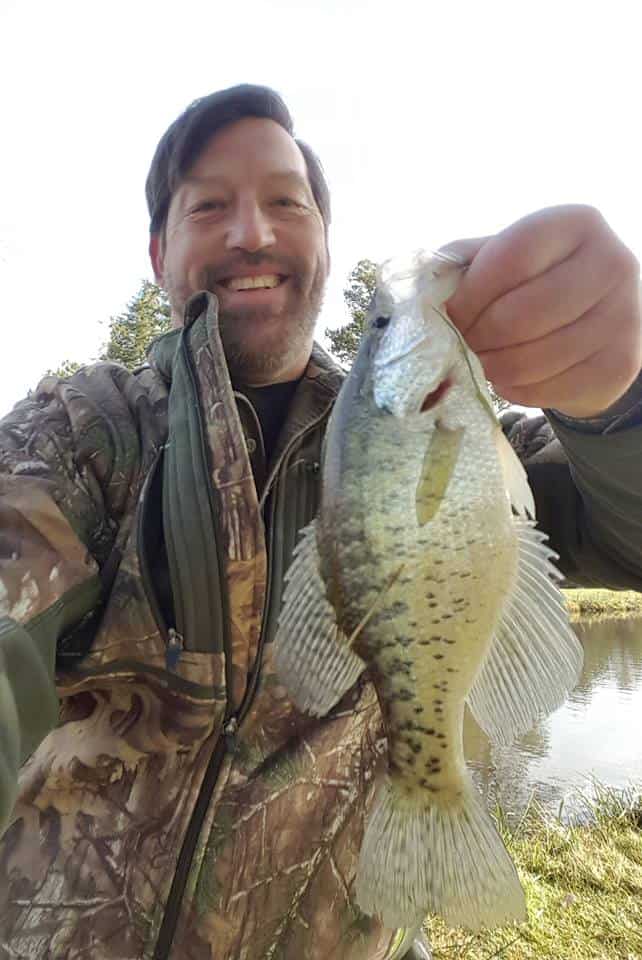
[0,84,640,960]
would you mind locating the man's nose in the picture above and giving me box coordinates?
[225,200,276,252]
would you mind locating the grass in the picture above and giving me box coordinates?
[563,589,642,622]
[423,784,642,960]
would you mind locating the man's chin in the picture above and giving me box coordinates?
[220,324,312,384]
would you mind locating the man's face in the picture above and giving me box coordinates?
[150,117,329,384]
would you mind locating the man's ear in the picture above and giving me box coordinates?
[149,232,165,285]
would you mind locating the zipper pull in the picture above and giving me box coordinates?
[223,716,239,754]
[165,628,184,670]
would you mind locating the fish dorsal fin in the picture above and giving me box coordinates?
[274,520,365,717]
[466,518,583,746]
[495,425,536,519]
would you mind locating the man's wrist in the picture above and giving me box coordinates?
[548,369,642,435]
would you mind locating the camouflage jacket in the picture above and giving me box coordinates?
[1,292,642,959]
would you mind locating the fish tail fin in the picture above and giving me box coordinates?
[355,776,526,931]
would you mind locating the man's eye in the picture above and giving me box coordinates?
[274,197,302,208]
[193,200,225,213]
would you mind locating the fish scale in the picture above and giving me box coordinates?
[275,250,583,932]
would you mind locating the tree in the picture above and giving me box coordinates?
[328,257,509,412]
[325,259,377,366]
[43,281,172,380]
[45,359,83,379]
[100,280,172,370]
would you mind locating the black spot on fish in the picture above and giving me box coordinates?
[428,602,438,609]
[413,705,424,714]
[447,667,457,674]
[410,742,421,755]
[433,654,444,660]
[378,601,409,621]
[389,658,412,676]
[434,699,443,706]
[397,688,414,701]
[396,635,413,648]
[440,743,448,749]
[436,733,446,740]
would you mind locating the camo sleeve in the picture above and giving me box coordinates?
[501,371,642,590]
[0,363,165,837]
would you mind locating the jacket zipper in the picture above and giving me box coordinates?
[152,403,332,959]
[137,448,184,664]
[228,403,333,741]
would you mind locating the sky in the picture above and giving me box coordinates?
[1,0,641,416]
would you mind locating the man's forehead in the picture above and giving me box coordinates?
[182,168,311,190]
[189,117,308,178]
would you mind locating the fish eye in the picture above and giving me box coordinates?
[374,316,390,329]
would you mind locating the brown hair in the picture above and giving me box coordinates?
[145,83,331,239]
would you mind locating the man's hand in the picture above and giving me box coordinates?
[443,205,642,418]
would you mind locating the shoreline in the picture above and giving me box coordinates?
[564,588,642,622]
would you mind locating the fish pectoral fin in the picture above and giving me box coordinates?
[416,423,464,526]
[274,520,365,717]
[495,425,536,519]
[466,517,583,746]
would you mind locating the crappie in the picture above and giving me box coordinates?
[274,250,583,932]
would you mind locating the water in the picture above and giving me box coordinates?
[465,616,642,823]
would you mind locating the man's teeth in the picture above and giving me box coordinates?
[225,275,282,290]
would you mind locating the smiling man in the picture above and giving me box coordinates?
[0,84,641,960]
[151,116,329,386]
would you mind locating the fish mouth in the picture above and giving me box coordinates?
[420,374,453,412]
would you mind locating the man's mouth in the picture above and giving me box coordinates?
[219,274,289,291]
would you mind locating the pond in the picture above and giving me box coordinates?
[465,615,642,822]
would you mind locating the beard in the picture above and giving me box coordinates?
[164,252,327,384]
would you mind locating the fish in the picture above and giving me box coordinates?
[274,249,583,932]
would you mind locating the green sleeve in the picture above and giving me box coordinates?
[501,377,642,589]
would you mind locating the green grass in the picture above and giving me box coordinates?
[423,784,642,959]
[563,589,642,622]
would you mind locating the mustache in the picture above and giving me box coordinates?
[198,253,303,288]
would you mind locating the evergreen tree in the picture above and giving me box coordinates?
[100,280,172,369]
[45,359,83,379]
[43,281,172,380]
[325,259,377,366]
